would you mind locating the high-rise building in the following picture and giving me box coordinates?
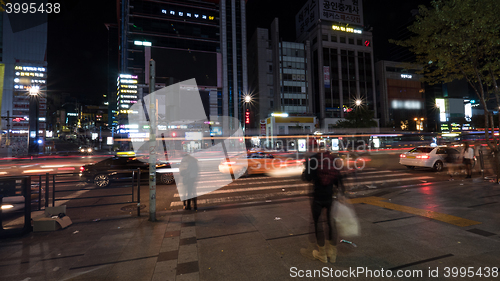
[0,13,47,156]
[118,0,248,132]
[248,18,312,133]
[295,0,377,130]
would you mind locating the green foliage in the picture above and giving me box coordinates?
[334,107,377,128]
[390,0,500,152]
[390,0,500,88]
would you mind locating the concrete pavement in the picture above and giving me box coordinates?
[1,178,500,281]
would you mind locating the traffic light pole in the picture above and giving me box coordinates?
[148,59,157,222]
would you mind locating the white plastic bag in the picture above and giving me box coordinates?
[333,201,360,237]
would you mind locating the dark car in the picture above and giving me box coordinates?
[79,156,175,187]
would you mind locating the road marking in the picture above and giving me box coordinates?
[349,196,481,227]
[170,190,307,206]
[174,183,310,197]
[173,176,432,198]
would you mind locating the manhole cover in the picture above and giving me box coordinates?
[121,204,146,212]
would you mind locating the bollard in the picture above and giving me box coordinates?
[52,174,56,207]
[131,170,135,202]
[45,173,49,208]
[137,168,141,217]
[38,175,42,210]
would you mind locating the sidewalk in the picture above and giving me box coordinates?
[1,180,500,281]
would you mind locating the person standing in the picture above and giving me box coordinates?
[303,149,344,263]
[180,153,199,210]
[463,142,474,178]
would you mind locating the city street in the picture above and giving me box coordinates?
[0,153,499,280]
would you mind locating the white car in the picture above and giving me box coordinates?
[399,146,462,172]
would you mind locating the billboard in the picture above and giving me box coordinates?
[319,0,363,26]
[296,0,364,38]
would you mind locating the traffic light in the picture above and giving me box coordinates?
[245,109,250,124]
[171,132,177,137]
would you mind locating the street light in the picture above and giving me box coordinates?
[243,95,252,138]
[355,99,362,106]
[28,86,40,155]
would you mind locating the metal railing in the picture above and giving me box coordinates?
[30,169,142,212]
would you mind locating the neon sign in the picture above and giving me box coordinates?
[332,25,362,34]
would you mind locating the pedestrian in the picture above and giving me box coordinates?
[302,147,344,263]
[463,142,474,178]
[444,148,456,181]
[179,153,199,211]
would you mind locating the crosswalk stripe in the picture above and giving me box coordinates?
[344,173,412,181]
[171,190,307,206]
[172,175,433,199]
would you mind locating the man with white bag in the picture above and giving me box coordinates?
[303,148,345,263]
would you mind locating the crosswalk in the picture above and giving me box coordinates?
[169,168,435,208]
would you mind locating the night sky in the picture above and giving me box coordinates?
[46,0,431,106]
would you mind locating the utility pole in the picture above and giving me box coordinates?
[148,59,157,221]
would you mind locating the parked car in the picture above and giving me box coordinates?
[79,156,175,187]
[399,146,475,172]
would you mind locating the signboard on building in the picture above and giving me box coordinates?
[323,66,330,88]
[295,0,318,39]
[260,121,266,136]
[320,0,363,26]
[296,0,364,38]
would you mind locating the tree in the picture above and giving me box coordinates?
[334,107,378,128]
[391,0,500,180]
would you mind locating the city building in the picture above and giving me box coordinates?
[0,12,48,155]
[117,0,248,136]
[375,61,425,130]
[248,18,314,139]
[295,0,377,130]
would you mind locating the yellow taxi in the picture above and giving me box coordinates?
[218,152,304,177]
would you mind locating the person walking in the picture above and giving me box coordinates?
[303,148,344,263]
[179,153,199,210]
[463,142,474,178]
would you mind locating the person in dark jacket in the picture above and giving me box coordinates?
[180,153,199,211]
[302,149,344,263]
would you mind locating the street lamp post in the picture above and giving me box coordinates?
[243,95,251,138]
[28,87,40,155]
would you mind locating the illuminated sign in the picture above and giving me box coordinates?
[364,40,371,47]
[401,74,412,79]
[436,98,446,122]
[120,79,137,84]
[119,124,139,129]
[271,113,289,117]
[119,74,138,79]
[391,100,422,110]
[161,9,214,20]
[67,113,78,116]
[331,25,362,34]
[129,133,149,138]
[245,110,250,124]
[185,132,203,140]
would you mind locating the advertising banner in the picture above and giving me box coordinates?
[319,0,363,26]
[323,66,330,88]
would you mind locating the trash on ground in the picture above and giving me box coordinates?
[93,218,101,222]
[266,200,272,203]
[340,239,357,247]
[53,267,60,272]
[73,231,79,234]
[274,217,281,220]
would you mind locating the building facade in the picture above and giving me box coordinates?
[248,18,313,136]
[118,0,247,132]
[0,13,47,155]
[295,0,377,130]
[375,61,425,130]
